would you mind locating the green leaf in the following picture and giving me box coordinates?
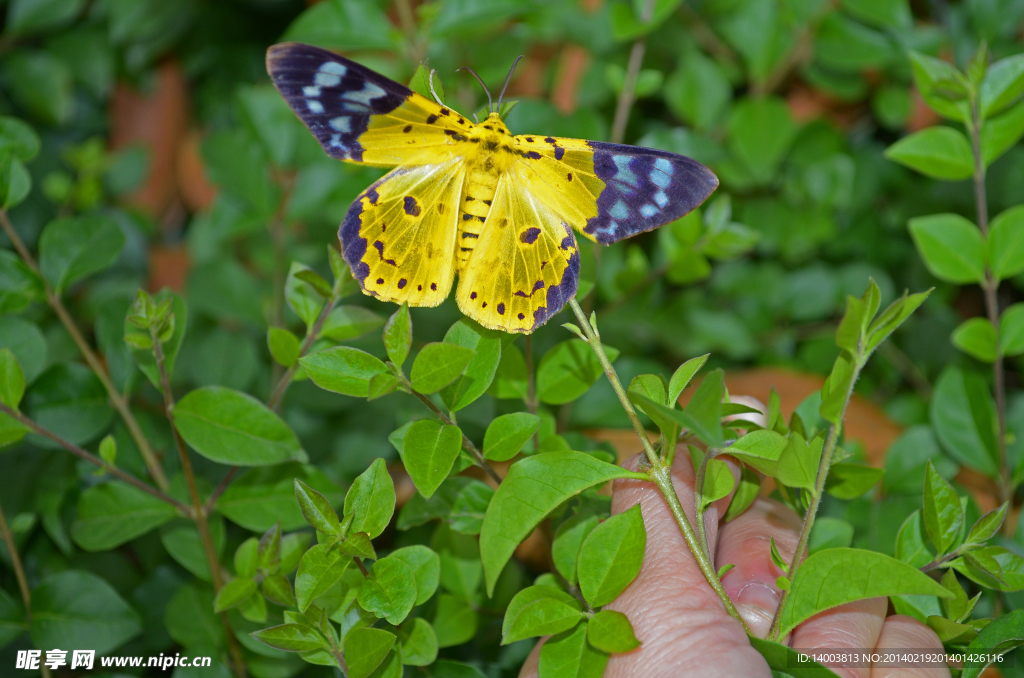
[0,587,24,648]
[38,215,125,293]
[345,627,397,678]
[777,432,823,490]
[961,609,1024,678]
[294,478,341,536]
[483,412,541,461]
[263,573,295,607]
[665,51,731,131]
[725,97,799,185]
[440,319,502,411]
[448,481,493,535]
[401,420,462,499]
[214,577,257,613]
[390,545,440,605]
[70,482,176,551]
[0,152,30,209]
[235,538,258,578]
[0,250,43,315]
[724,467,760,522]
[0,117,40,161]
[359,556,417,625]
[587,610,640,654]
[865,289,931,354]
[0,347,25,409]
[432,522,481,600]
[923,459,964,556]
[480,450,635,596]
[809,517,855,554]
[399,617,438,666]
[174,386,306,466]
[5,52,73,126]
[909,52,971,122]
[820,352,854,424]
[283,0,394,51]
[775,548,953,638]
[552,513,600,586]
[252,623,328,653]
[885,126,974,180]
[1004,305,1024,358]
[824,463,884,499]
[30,570,141,655]
[344,458,396,539]
[502,585,584,644]
[691,447,735,511]
[410,342,474,395]
[965,503,1007,547]
[383,303,412,367]
[668,354,709,404]
[408,64,444,103]
[982,100,1024,166]
[952,545,1024,590]
[6,0,85,34]
[931,367,999,476]
[285,262,324,328]
[320,305,385,342]
[368,372,398,400]
[980,54,1024,117]
[536,339,620,405]
[160,516,226,582]
[577,505,646,608]
[218,463,343,532]
[748,636,842,677]
[722,430,789,475]
[301,346,389,398]
[432,594,477,648]
[908,214,986,284]
[268,327,301,368]
[538,622,609,678]
[295,543,351,611]
[683,368,726,446]
[952,317,997,362]
[989,205,1024,281]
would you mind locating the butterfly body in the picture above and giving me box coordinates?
[267,43,719,333]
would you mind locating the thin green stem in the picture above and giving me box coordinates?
[0,403,188,512]
[0,499,50,678]
[969,98,1011,510]
[269,292,338,410]
[609,0,657,143]
[567,299,749,633]
[0,210,168,491]
[401,377,503,485]
[152,336,247,678]
[767,363,859,641]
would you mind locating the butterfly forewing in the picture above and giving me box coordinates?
[267,42,473,167]
[514,136,718,244]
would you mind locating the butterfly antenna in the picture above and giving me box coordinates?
[457,66,493,113]
[496,55,524,109]
[428,69,443,106]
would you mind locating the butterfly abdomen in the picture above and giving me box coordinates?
[456,113,515,270]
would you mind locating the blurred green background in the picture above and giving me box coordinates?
[1,0,1023,675]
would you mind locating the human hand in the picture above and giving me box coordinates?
[519,452,948,678]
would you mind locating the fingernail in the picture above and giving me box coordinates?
[735,583,780,638]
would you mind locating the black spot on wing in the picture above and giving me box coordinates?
[403,196,420,216]
[266,42,408,162]
[582,142,718,245]
[520,228,541,244]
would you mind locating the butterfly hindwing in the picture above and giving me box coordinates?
[341,158,466,306]
[267,42,475,167]
[512,136,719,244]
[456,171,580,334]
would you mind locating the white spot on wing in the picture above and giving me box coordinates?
[315,72,341,87]
[640,203,658,218]
[307,100,324,114]
[319,62,347,76]
[303,86,321,97]
[654,190,668,207]
[345,81,387,106]
[654,157,673,174]
[609,200,629,220]
[330,117,351,133]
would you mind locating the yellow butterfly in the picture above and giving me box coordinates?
[266,43,718,333]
